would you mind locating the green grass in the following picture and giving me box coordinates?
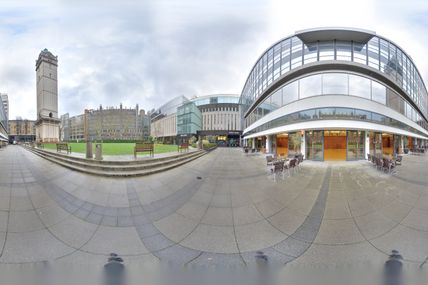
[42,143,178,155]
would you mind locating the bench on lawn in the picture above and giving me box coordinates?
[134,142,154,158]
[178,143,189,153]
[56,143,71,154]
[36,143,44,149]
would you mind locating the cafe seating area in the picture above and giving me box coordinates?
[367,153,401,174]
[266,153,304,182]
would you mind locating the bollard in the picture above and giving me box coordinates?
[384,250,403,285]
[104,253,125,285]
[95,143,103,160]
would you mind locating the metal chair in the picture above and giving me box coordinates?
[271,161,285,182]
[266,155,274,166]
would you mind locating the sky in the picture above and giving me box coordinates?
[1,0,428,119]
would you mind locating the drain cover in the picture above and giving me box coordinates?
[196,176,202,180]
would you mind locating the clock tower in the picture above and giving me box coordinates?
[35,49,60,142]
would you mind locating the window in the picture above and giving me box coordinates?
[322,73,348,95]
[372,81,386,104]
[349,75,371,99]
[270,89,282,108]
[336,41,352,61]
[299,74,322,98]
[319,41,334,61]
[282,81,299,105]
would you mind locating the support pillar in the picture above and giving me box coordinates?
[300,131,306,159]
[266,135,272,154]
[252,138,256,149]
[365,131,370,159]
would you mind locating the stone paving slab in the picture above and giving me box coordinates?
[0,145,427,270]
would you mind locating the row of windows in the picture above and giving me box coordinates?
[245,72,428,132]
[203,113,240,131]
[246,107,427,138]
[192,96,240,106]
[201,106,239,113]
[241,35,428,121]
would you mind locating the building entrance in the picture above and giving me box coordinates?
[324,130,347,160]
[276,133,288,157]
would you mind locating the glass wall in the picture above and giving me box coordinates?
[305,130,323,160]
[347,130,365,160]
[241,34,428,125]
[176,102,202,136]
[244,72,428,133]
[288,132,301,157]
[370,132,383,156]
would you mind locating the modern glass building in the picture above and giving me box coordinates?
[151,94,243,146]
[240,28,428,160]
[191,94,242,146]
[176,102,202,143]
[0,97,8,146]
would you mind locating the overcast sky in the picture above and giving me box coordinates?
[1,0,428,119]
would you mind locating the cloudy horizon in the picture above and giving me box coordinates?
[1,0,428,119]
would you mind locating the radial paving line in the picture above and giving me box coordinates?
[222,166,332,265]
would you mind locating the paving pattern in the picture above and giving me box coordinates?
[0,146,427,269]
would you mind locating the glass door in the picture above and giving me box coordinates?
[305,130,324,161]
[347,130,365,160]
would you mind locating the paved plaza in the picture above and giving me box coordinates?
[0,146,427,272]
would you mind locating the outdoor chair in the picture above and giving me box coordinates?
[293,155,302,172]
[394,155,402,166]
[244,148,249,155]
[383,158,395,174]
[367,154,371,162]
[375,157,383,170]
[289,158,297,175]
[271,161,285,182]
[251,149,256,154]
[266,155,274,166]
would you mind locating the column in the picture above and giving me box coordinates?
[365,131,370,159]
[252,138,256,149]
[300,131,306,159]
[266,135,272,154]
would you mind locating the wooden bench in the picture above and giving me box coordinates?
[178,143,189,153]
[56,143,71,154]
[134,142,154,158]
[36,143,44,149]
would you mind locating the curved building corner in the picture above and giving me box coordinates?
[240,27,428,160]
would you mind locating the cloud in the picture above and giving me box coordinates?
[0,0,427,120]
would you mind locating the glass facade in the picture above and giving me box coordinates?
[244,72,428,133]
[151,96,189,123]
[305,130,323,160]
[246,107,427,138]
[0,101,8,143]
[240,33,428,125]
[176,102,202,136]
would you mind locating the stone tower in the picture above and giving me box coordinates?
[35,48,60,142]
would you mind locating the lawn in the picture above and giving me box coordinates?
[42,142,178,155]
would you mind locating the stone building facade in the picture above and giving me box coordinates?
[8,119,36,143]
[60,104,150,141]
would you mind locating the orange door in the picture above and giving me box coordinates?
[324,131,346,160]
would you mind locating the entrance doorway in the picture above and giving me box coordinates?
[382,133,394,157]
[276,133,288,157]
[324,130,347,160]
